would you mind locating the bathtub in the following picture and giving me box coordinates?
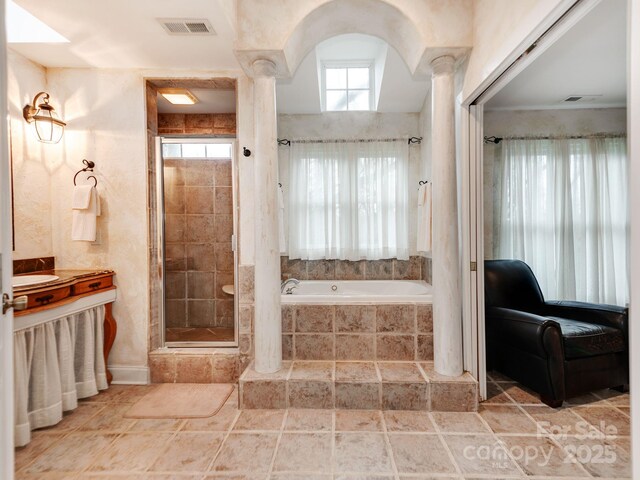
[281,280,432,304]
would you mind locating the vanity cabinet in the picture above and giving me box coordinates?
[14,269,117,383]
[13,269,118,446]
[73,272,114,295]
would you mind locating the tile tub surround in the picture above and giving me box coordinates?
[239,360,478,411]
[281,255,428,281]
[282,303,433,362]
[14,382,630,478]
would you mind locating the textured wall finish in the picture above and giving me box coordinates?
[463,0,566,100]
[8,51,53,260]
[45,68,149,371]
[236,0,473,77]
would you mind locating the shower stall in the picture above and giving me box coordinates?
[156,138,238,346]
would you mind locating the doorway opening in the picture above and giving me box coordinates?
[144,78,238,349]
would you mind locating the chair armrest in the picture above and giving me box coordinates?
[487,307,563,358]
[543,301,628,336]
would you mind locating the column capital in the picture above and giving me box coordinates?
[430,55,456,76]
[251,58,278,78]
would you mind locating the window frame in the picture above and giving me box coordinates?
[321,60,375,112]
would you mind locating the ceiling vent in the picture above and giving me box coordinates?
[563,94,602,103]
[158,18,216,36]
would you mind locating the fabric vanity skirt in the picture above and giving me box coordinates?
[13,305,108,447]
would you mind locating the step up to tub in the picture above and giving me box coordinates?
[282,303,434,362]
[239,360,478,412]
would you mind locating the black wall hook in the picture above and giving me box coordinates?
[243,147,251,157]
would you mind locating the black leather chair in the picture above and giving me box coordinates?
[485,259,628,407]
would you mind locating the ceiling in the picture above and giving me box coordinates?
[9,0,239,70]
[7,0,627,114]
[486,0,627,110]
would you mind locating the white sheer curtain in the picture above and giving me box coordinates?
[494,135,628,305]
[14,305,108,447]
[287,139,409,260]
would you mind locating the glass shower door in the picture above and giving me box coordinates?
[158,138,237,347]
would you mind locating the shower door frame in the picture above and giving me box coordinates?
[156,137,239,348]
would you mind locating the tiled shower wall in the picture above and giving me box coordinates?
[164,158,235,328]
[158,113,236,136]
[281,255,432,283]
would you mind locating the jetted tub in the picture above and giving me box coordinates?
[281,280,432,304]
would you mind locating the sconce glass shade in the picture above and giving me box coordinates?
[23,91,66,144]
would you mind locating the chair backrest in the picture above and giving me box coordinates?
[484,259,545,312]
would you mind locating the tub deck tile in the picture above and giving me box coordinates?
[239,361,477,412]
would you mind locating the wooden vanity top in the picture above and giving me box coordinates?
[13,269,115,315]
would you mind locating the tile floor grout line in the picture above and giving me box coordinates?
[266,409,288,476]
[535,424,594,478]
[202,405,242,473]
[556,404,609,440]
[380,409,401,480]
[141,419,187,473]
[434,424,466,477]
[77,429,128,475]
[14,429,73,475]
[331,408,336,478]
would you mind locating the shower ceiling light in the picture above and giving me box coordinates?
[160,89,198,105]
[22,91,66,144]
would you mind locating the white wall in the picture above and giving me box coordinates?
[7,51,52,259]
[463,0,568,101]
[45,68,149,372]
[483,107,627,257]
[8,56,254,379]
[277,112,422,256]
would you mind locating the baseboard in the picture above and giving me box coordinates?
[108,365,150,385]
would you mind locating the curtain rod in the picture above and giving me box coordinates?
[484,132,626,144]
[277,136,422,146]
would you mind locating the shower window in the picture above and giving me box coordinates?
[162,143,232,159]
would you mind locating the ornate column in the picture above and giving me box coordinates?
[252,59,282,373]
[431,55,463,377]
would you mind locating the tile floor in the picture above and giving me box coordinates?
[15,372,631,479]
[165,327,235,343]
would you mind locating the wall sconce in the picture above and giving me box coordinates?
[23,91,66,144]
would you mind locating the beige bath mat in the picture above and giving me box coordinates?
[125,383,234,419]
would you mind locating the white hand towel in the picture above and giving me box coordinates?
[72,185,93,209]
[278,185,286,253]
[72,187,100,241]
[417,183,432,252]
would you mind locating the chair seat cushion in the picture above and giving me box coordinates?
[549,317,626,359]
